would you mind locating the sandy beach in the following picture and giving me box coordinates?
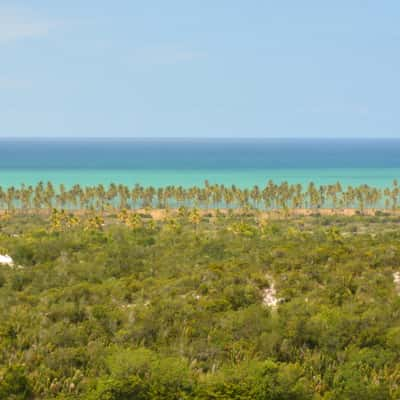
[1,207,397,220]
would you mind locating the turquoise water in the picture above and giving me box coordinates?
[1,168,400,189]
[1,139,400,188]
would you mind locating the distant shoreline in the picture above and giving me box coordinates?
[1,208,398,220]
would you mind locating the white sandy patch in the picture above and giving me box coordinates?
[262,280,281,308]
[0,254,13,266]
[120,303,135,309]
[393,272,400,294]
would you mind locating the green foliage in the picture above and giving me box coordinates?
[1,213,400,398]
[89,376,148,400]
[0,366,32,400]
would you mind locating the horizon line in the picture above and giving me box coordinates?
[0,136,400,141]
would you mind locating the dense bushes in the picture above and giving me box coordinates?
[1,213,400,398]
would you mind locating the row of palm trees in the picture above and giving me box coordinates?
[0,180,399,212]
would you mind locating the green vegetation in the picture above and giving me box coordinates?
[0,180,399,212]
[1,207,400,399]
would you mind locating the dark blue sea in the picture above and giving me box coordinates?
[0,138,399,188]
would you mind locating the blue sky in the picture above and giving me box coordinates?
[0,1,399,138]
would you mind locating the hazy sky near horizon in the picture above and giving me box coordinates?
[0,1,399,138]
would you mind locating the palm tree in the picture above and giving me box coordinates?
[44,181,55,211]
[189,207,201,229]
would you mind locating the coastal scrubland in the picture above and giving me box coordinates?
[1,206,400,399]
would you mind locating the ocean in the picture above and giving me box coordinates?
[0,138,399,188]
